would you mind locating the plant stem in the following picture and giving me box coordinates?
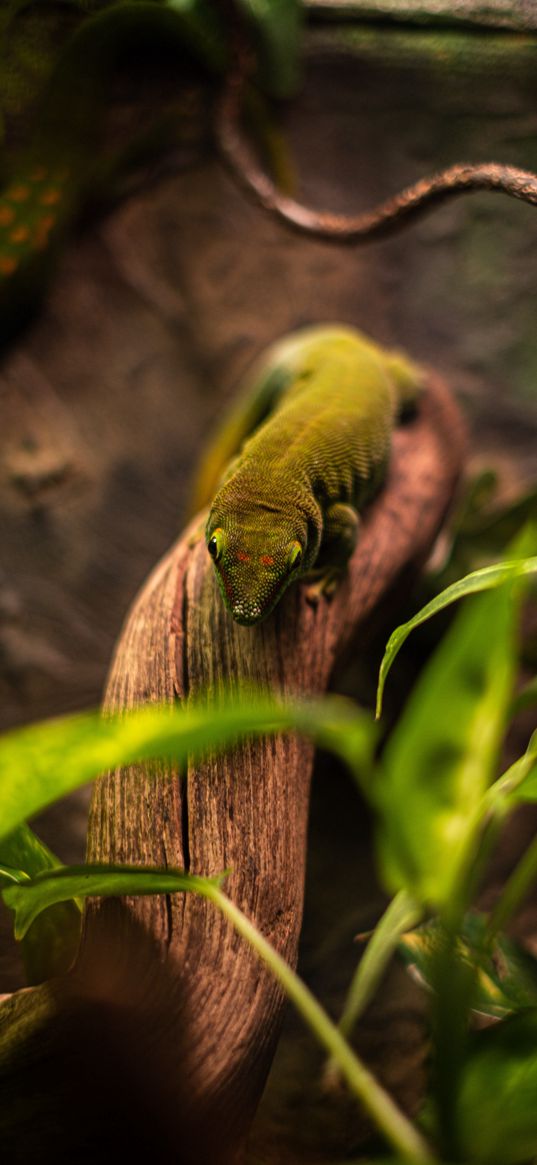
[208,885,436,1165]
[430,920,475,1162]
[486,832,537,941]
[339,890,422,1040]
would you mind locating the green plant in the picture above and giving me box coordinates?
[0,540,536,1163]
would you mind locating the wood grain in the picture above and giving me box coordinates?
[78,372,465,1163]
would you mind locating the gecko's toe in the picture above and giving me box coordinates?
[304,571,341,606]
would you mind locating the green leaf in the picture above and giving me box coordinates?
[376,556,537,718]
[504,727,537,803]
[2,862,224,939]
[339,890,422,1038]
[377,579,522,910]
[456,1008,537,1164]
[0,823,82,984]
[486,827,537,942]
[0,695,374,843]
[399,913,537,1020]
[485,728,537,811]
[235,0,302,97]
[165,0,228,73]
[0,694,372,981]
[0,863,29,887]
[0,822,58,877]
[511,675,537,717]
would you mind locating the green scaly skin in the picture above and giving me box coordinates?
[206,325,424,626]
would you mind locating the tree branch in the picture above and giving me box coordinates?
[216,51,537,243]
[78,372,465,1162]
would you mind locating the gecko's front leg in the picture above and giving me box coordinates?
[305,502,360,605]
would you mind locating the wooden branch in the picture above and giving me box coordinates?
[0,375,464,1164]
[305,1,537,32]
[79,373,465,1161]
[217,52,537,244]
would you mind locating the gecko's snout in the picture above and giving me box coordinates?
[230,600,264,626]
[206,507,306,626]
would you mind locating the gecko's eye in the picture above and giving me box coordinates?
[287,542,303,571]
[208,528,224,562]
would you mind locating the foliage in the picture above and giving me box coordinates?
[0,693,373,980]
[0,524,536,1162]
[376,552,537,718]
[0,863,226,939]
[0,694,372,844]
[399,912,537,1021]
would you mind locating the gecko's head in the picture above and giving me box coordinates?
[205,508,306,626]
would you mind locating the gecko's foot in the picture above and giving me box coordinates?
[304,569,342,607]
[305,505,359,607]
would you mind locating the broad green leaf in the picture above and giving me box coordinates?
[339,890,422,1037]
[399,913,537,1019]
[0,695,374,842]
[376,556,537,718]
[2,862,224,939]
[456,1008,537,1164]
[377,579,522,910]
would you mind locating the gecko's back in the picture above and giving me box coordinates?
[206,325,423,625]
[225,326,418,510]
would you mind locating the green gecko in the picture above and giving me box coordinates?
[203,325,424,626]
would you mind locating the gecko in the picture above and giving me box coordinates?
[203,325,424,626]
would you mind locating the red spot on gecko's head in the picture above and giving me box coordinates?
[237,551,250,563]
[260,555,274,567]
